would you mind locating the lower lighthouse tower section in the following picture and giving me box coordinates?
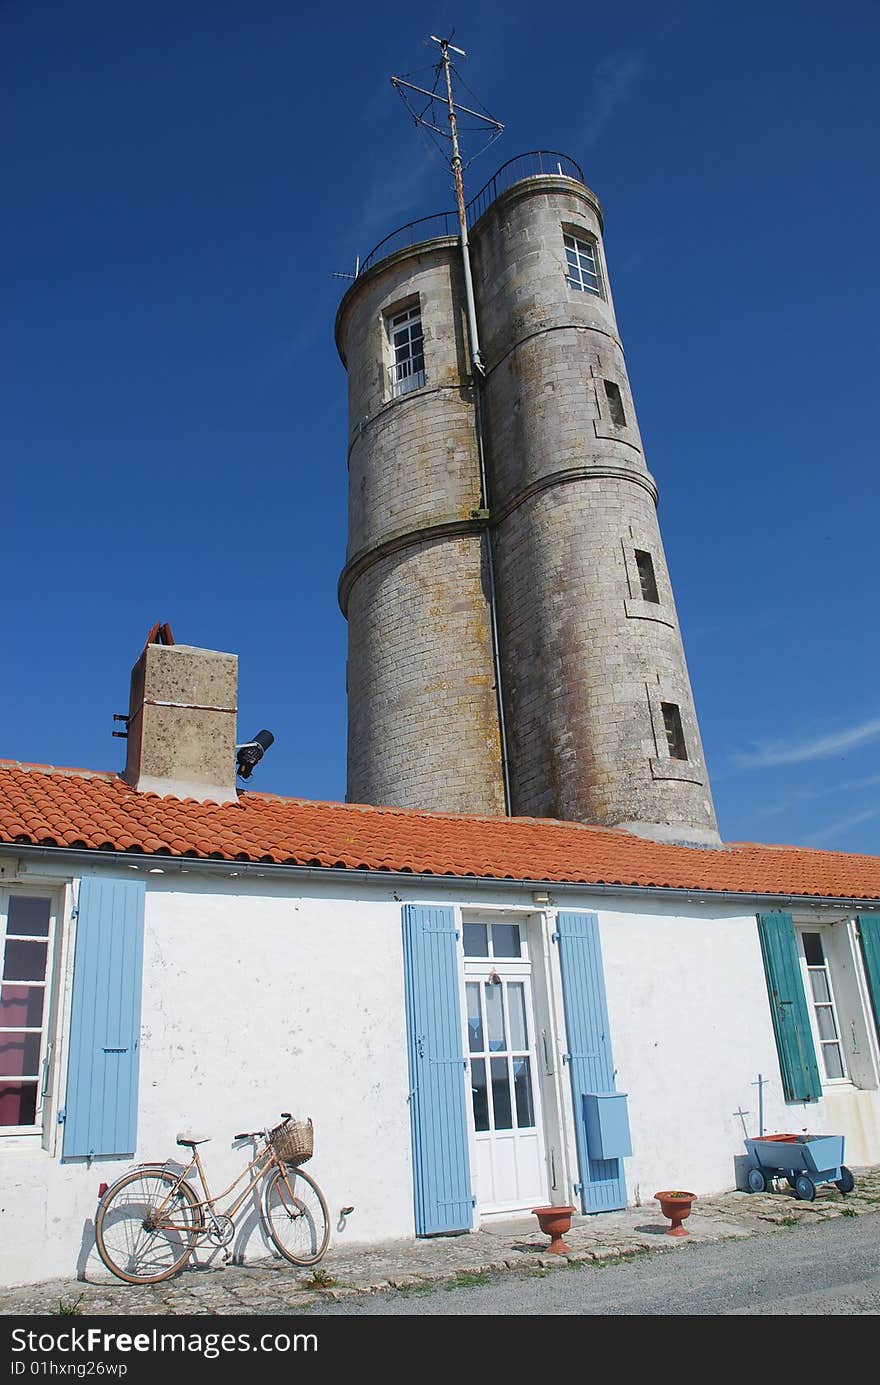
[336,240,505,816]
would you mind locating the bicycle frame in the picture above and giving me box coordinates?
[143,1137,295,1238]
[94,1112,329,1284]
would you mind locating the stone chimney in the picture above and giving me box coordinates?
[123,627,239,803]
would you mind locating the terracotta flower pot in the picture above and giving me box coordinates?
[532,1204,577,1254]
[654,1190,697,1237]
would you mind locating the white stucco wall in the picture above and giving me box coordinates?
[598,900,880,1205]
[0,866,415,1286]
[2,855,879,1287]
[137,879,415,1250]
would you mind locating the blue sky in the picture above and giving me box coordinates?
[2,0,878,853]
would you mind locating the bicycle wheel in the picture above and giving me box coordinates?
[261,1164,330,1266]
[95,1168,202,1284]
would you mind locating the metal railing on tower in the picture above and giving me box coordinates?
[356,151,585,278]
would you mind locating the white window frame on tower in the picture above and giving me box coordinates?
[563,230,603,297]
[387,304,426,398]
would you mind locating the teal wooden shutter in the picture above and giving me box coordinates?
[402,904,473,1236]
[62,877,146,1160]
[756,912,821,1103]
[857,915,880,1041]
[556,911,628,1213]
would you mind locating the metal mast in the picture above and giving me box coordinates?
[390,38,512,813]
[391,36,503,377]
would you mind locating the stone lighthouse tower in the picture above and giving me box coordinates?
[335,151,719,846]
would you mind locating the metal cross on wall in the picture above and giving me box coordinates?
[751,1073,769,1137]
[733,1106,751,1138]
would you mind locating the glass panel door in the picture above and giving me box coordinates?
[463,944,547,1214]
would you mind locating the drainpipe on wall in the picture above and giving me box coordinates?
[473,383,512,816]
[432,38,512,815]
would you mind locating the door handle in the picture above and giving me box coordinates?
[40,1042,53,1097]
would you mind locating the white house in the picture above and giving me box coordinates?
[1,635,879,1287]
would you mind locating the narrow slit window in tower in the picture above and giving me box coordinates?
[604,379,626,426]
[388,305,425,397]
[635,550,660,604]
[661,703,688,760]
[563,232,601,295]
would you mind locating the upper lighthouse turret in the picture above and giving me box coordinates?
[335,42,718,846]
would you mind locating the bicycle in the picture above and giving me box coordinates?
[94,1113,330,1285]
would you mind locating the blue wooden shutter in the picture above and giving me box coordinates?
[857,915,880,1042]
[62,876,146,1160]
[402,904,473,1236]
[756,912,821,1103]
[556,911,627,1213]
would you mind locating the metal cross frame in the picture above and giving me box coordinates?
[390,36,504,377]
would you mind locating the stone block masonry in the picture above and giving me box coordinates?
[345,535,505,814]
[335,167,719,844]
[337,242,505,814]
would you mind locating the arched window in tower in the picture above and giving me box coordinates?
[563,229,603,296]
[387,303,425,398]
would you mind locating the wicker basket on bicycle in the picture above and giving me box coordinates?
[271,1117,314,1165]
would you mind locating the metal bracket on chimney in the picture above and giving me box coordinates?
[144,699,237,714]
[144,621,175,647]
[112,714,130,739]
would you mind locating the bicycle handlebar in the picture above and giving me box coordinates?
[234,1112,292,1141]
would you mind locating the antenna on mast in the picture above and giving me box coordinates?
[390,35,503,377]
[330,255,360,282]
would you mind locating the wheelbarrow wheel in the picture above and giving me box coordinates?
[794,1174,816,1201]
[747,1168,767,1193]
[835,1166,855,1195]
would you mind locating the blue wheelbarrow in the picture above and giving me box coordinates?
[744,1133,854,1201]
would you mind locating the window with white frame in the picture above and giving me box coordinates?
[799,930,847,1081]
[387,304,425,397]
[563,231,602,296]
[462,918,523,959]
[0,892,59,1132]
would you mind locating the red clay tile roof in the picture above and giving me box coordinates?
[0,759,879,900]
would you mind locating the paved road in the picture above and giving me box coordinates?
[304,1213,880,1315]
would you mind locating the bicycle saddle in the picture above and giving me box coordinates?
[176,1133,211,1147]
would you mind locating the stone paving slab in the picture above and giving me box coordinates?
[1,1169,878,1317]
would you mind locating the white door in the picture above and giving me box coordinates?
[462,916,548,1214]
